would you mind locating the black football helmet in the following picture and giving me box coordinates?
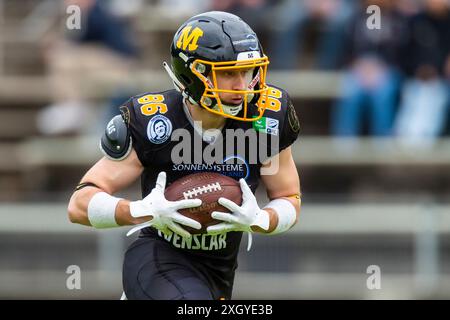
[163,11,270,121]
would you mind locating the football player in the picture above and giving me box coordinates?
[68,11,301,300]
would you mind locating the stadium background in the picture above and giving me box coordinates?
[0,0,449,299]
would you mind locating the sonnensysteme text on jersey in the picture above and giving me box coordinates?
[170,123,280,176]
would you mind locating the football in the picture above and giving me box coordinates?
[164,172,243,234]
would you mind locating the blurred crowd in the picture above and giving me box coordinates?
[36,0,450,148]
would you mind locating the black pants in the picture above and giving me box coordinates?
[123,237,219,300]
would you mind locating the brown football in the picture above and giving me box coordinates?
[164,172,243,234]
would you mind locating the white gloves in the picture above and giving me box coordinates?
[126,174,269,251]
[127,172,202,238]
[207,178,270,251]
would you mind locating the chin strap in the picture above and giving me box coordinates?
[163,61,198,106]
[212,103,243,116]
[163,61,185,93]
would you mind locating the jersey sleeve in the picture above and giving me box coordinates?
[115,90,182,167]
[279,93,300,151]
[116,97,150,166]
[258,87,300,162]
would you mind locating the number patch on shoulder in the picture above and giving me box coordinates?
[138,94,168,116]
[258,87,282,112]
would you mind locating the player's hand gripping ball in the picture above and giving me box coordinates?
[164,172,243,234]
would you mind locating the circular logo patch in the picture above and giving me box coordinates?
[147,115,172,144]
[221,155,250,180]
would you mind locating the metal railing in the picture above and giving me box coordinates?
[9,136,450,168]
[0,202,448,299]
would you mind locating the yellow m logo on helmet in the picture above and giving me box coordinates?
[176,26,204,51]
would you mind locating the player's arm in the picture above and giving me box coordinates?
[68,114,202,238]
[256,146,301,233]
[68,150,146,226]
[206,147,300,237]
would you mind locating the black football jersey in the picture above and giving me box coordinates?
[108,86,299,295]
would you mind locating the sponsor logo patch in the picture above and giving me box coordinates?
[252,116,279,136]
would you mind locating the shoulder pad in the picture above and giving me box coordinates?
[100,115,132,160]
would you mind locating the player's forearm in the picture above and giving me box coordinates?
[250,197,301,234]
[68,189,148,227]
[251,207,278,233]
[115,199,150,226]
[68,188,99,226]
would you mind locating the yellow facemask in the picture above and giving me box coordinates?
[190,55,270,122]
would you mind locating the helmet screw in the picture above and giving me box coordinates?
[196,63,206,74]
[203,97,212,106]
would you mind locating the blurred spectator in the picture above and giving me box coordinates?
[394,0,450,148]
[156,0,210,18]
[268,0,354,70]
[37,0,138,136]
[208,0,271,39]
[331,0,410,137]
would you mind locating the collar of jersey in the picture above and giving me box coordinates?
[182,99,226,144]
